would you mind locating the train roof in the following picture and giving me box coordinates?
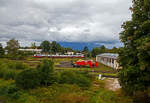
[97,53,119,59]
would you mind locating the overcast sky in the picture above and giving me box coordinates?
[0,0,132,47]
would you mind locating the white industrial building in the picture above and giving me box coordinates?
[96,53,119,69]
[18,49,42,53]
[65,51,74,55]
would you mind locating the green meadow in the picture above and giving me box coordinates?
[0,57,133,103]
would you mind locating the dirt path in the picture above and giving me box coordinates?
[105,78,121,91]
[56,61,73,68]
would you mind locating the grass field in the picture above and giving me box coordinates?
[0,57,117,77]
[0,78,133,103]
[0,57,134,103]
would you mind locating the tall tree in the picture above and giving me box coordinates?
[91,45,106,57]
[6,39,20,55]
[37,59,55,86]
[83,46,89,52]
[107,46,118,53]
[31,42,36,49]
[0,43,4,57]
[51,41,61,53]
[100,45,106,53]
[40,40,50,53]
[91,48,100,57]
[100,45,106,50]
[119,0,150,98]
[82,46,90,58]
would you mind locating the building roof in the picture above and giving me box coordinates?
[97,53,119,59]
[19,49,42,52]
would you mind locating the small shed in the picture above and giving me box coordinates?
[96,53,119,69]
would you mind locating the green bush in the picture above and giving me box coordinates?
[59,71,77,84]
[59,71,92,87]
[15,54,25,60]
[13,59,58,89]
[0,83,22,99]
[7,62,16,69]
[3,70,18,80]
[15,62,28,70]
[0,67,19,80]
[37,59,57,86]
[75,74,91,87]
[0,61,25,80]
[6,53,25,60]
[15,69,40,89]
[7,61,28,70]
[0,64,6,78]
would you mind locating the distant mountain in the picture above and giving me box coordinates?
[59,42,102,51]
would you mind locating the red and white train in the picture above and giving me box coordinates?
[33,54,84,58]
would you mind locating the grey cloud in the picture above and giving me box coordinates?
[0,0,132,47]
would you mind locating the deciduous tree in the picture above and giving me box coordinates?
[119,0,150,99]
[91,45,106,57]
[6,39,20,55]
[40,40,50,53]
[31,42,36,49]
[51,41,62,53]
[0,43,4,57]
[37,59,56,86]
[83,46,89,52]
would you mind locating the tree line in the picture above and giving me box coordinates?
[0,39,119,59]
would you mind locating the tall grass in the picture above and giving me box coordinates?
[0,60,28,80]
[0,79,37,103]
[0,59,133,103]
[0,66,20,80]
[58,70,92,88]
[0,78,133,103]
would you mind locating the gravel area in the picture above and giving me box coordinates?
[105,78,121,91]
[56,61,73,68]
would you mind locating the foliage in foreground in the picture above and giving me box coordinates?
[37,59,56,86]
[119,0,150,97]
[59,71,92,88]
[0,60,28,80]
[0,43,4,58]
[15,69,41,89]
[0,79,133,103]
[15,59,55,89]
